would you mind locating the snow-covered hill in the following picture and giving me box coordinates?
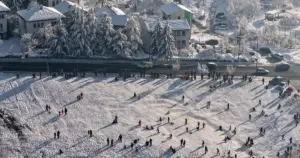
[0,73,300,157]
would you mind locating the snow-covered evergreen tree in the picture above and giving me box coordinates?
[111,29,132,58]
[86,12,99,52]
[96,15,116,56]
[47,19,69,57]
[65,6,81,32]
[123,17,143,55]
[68,9,93,56]
[33,24,53,48]
[150,20,163,59]
[157,23,177,59]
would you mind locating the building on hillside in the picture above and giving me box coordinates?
[17,5,65,35]
[94,5,127,29]
[0,1,10,39]
[38,0,62,7]
[161,2,192,24]
[140,19,191,53]
[54,0,87,15]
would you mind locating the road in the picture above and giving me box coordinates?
[0,58,299,79]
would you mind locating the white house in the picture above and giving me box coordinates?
[94,5,127,29]
[38,0,62,7]
[161,2,193,24]
[17,5,65,35]
[0,1,10,39]
[140,19,191,53]
[54,0,87,15]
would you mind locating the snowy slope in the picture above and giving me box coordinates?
[0,73,300,157]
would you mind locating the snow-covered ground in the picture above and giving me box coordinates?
[1,73,300,157]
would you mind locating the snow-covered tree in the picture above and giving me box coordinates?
[157,23,177,59]
[65,6,81,32]
[111,29,132,58]
[2,0,29,11]
[28,0,39,9]
[123,17,143,54]
[69,9,93,56]
[33,24,53,48]
[227,0,261,27]
[21,33,38,54]
[86,13,99,52]
[150,20,163,59]
[221,33,230,53]
[96,15,116,56]
[47,19,69,57]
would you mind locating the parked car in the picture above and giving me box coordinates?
[206,62,217,71]
[271,53,284,60]
[215,13,226,20]
[256,68,269,75]
[214,23,228,30]
[259,47,272,54]
[275,63,290,71]
[269,76,284,85]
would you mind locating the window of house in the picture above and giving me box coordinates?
[177,41,181,47]
[51,21,57,26]
[0,24,2,31]
[56,0,60,5]
[176,31,181,36]
[37,23,40,28]
[178,16,180,19]
[41,23,44,27]
[52,1,55,6]
[182,31,185,36]
[182,40,186,47]
[33,23,36,28]
[0,14,3,19]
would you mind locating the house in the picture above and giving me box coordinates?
[54,0,87,15]
[161,2,192,24]
[0,1,10,39]
[17,5,65,35]
[140,19,191,53]
[38,0,62,7]
[94,5,127,29]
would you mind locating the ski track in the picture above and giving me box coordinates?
[0,73,300,157]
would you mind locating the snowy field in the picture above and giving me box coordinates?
[1,73,300,157]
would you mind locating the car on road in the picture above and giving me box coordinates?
[206,62,217,71]
[259,47,272,55]
[271,53,284,60]
[269,76,284,85]
[275,63,290,71]
[256,68,269,75]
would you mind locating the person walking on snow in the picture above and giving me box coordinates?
[185,118,187,125]
[259,100,261,105]
[205,146,208,154]
[111,139,114,146]
[138,120,141,127]
[118,134,122,142]
[227,103,230,110]
[217,148,220,155]
[107,138,110,145]
[182,95,185,102]
[64,108,67,115]
[57,131,60,139]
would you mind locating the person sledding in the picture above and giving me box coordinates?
[112,115,118,124]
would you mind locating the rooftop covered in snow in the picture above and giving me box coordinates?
[0,1,10,12]
[54,0,87,14]
[17,5,65,22]
[145,19,190,32]
[161,2,192,15]
[95,5,127,26]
